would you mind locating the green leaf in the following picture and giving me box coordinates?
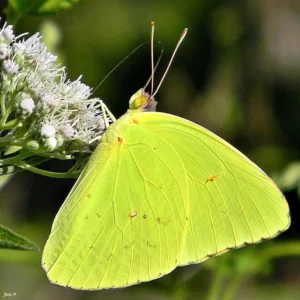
[6,0,84,24]
[0,225,39,251]
[32,0,84,15]
[4,146,22,156]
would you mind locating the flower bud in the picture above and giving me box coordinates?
[40,124,56,138]
[26,140,40,150]
[45,137,57,151]
[2,59,18,74]
[20,97,35,115]
[0,44,11,60]
[59,124,75,140]
[1,25,15,43]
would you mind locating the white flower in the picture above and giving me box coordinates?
[13,42,26,55]
[0,19,110,155]
[75,107,106,142]
[39,93,57,109]
[44,137,57,151]
[36,50,57,71]
[2,59,18,74]
[40,124,56,138]
[20,97,35,115]
[23,34,58,71]
[0,44,11,60]
[62,76,92,101]
[0,25,15,43]
[59,124,75,139]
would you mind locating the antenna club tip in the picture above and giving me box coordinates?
[151,21,155,26]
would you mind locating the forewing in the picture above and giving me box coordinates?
[42,119,188,289]
[138,112,290,266]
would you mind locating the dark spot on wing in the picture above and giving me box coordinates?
[117,136,123,143]
[206,175,218,183]
[143,214,147,219]
[124,241,134,249]
[147,241,157,249]
[156,217,170,225]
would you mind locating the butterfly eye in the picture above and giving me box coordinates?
[129,88,158,112]
[131,95,148,109]
[129,88,148,110]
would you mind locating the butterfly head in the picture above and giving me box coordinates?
[129,88,157,112]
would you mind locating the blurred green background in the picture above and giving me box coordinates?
[0,0,300,299]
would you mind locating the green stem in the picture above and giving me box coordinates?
[40,152,73,160]
[0,119,20,130]
[222,241,300,300]
[223,276,242,300]
[0,93,6,125]
[0,151,33,166]
[172,286,186,300]
[67,159,85,173]
[0,108,13,126]
[15,161,79,178]
[0,156,51,176]
[206,267,225,300]
[255,241,300,268]
[25,156,51,166]
[0,138,16,146]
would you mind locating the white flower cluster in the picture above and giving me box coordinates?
[0,22,107,153]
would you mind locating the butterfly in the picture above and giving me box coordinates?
[42,23,290,290]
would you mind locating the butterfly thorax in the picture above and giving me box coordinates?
[100,109,143,146]
[128,88,157,112]
[99,89,156,146]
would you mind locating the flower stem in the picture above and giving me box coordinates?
[223,276,242,300]
[0,151,33,166]
[206,267,225,300]
[222,241,300,300]
[15,161,79,178]
[0,93,7,124]
[0,119,19,130]
[255,241,300,267]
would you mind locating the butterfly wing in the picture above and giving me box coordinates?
[43,110,290,289]
[42,116,189,290]
[136,112,290,266]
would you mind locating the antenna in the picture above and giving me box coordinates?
[91,42,148,96]
[150,21,155,96]
[143,40,164,91]
[152,28,188,98]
